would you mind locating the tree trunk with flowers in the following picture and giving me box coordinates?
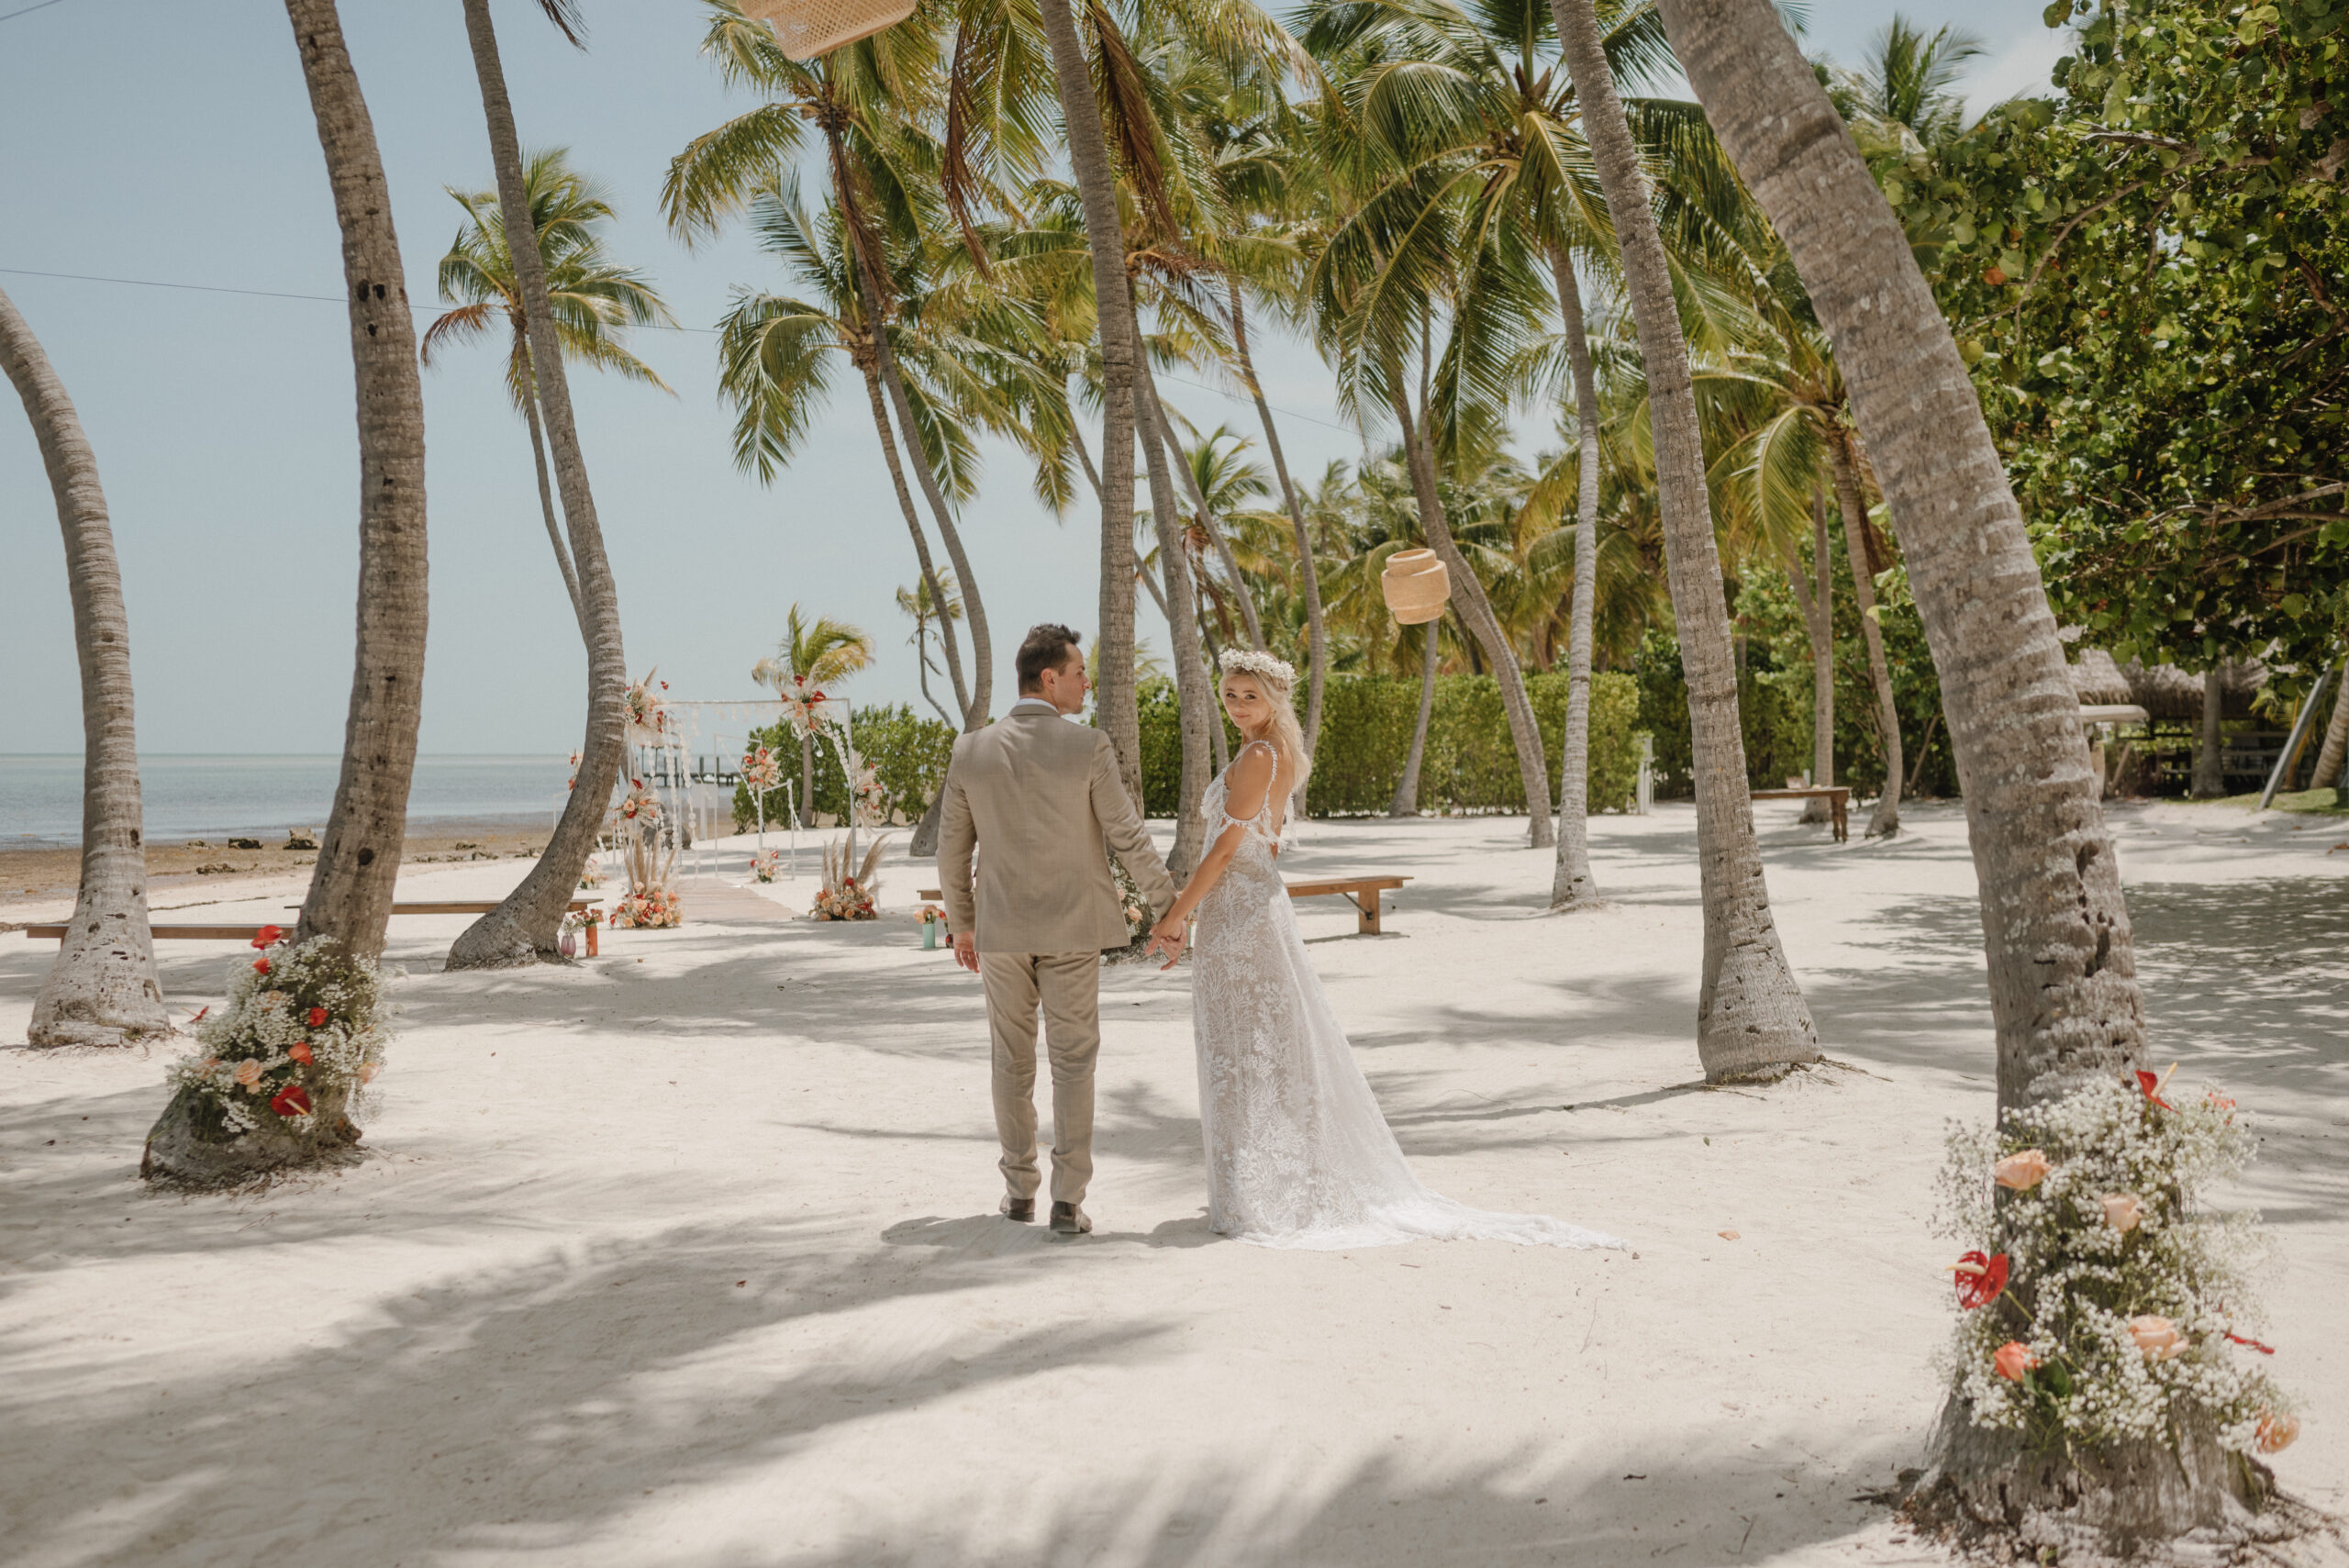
[2,284,169,1048]
[1656,0,2287,1542]
[446,0,631,970]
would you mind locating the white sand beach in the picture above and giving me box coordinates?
[1,802,2342,1566]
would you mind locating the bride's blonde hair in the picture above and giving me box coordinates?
[1219,650,1312,804]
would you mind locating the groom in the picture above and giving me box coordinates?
[938,624,1182,1235]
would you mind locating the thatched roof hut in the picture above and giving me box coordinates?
[2067,653,2266,722]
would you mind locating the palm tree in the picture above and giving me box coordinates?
[144,0,430,1184]
[665,6,998,732]
[422,147,674,630]
[755,605,874,825]
[1550,0,1816,1079]
[1655,0,2186,1527]
[1825,15,1984,156]
[710,184,1029,735]
[896,577,964,729]
[284,0,429,968]
[1,285,167,1049]
[448,0,633,972]
[1698,232,1904,835]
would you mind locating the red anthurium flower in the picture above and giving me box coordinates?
[269,1084,313,1118]
[2226,1331,2277,1355]
[1953,1251,2010,1310]
[288,1041,314,1064]
[2136,1069,2173,1111]
[307,1006,328,1029]
[250,924,284,950]
[252,957,271,975]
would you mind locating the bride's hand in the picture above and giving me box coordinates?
[1145,913,1187,970]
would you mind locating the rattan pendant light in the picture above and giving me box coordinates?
[1380,548,1451,625]
[740,0,917,60]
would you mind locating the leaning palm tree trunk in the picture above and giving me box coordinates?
[1774,486,1835,824]
[859,359,972,719]
[1657,0,2238,1535]
[1034,0,1144,808]
[1831,434,1901,836]
[449,0,630,970]
[846,239,991,727]
[1548,248,1602,909]
[1144,369,1264,650]
[1134,375,1215,876]
[1392,623,1441,817]
[284,0,429,965]
[1553,0,1816,1076]
[1,285,168,1048]
[520,366,584,631]
[1390,381,1556,849]
[1229,279,1327,751]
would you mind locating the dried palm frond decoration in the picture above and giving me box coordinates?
[740,0,916,60]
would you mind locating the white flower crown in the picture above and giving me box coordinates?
[1218,649,1297,688]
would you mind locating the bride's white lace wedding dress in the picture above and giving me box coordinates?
[1189,743,1625,1251]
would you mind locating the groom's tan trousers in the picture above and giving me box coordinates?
[979,950,1103,1206]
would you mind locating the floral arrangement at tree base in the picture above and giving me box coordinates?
[141,927,389,1187]
[609,783,680,929]
[1910,1068,2296,1545]
[811,832,889,920]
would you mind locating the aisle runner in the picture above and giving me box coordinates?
[678,883,793,922]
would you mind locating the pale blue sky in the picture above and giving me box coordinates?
[1,0,2067,755]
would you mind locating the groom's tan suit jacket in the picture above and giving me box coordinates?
[937,703,1175,952]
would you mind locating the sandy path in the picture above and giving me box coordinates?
[0,803,2340,1566]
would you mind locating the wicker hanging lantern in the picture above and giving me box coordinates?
[1381,547,1451,625]
[740,0,917,60]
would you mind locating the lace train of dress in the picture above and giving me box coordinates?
[1190,753,1625,1251]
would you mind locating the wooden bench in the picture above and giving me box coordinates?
[1284,875,1411,935]
[1751,786,1850,843]
[23,901,594,941]
[285,901,593,916]
[919,877,1415,936]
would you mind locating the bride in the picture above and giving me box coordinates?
[1144,649,1624,1252]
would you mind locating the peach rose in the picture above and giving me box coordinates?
[2100,1193,2143,1233]
[288,1041,314,1065]
[2129,1315,2188,1360]
[1993,1341,2041,1381]
[232,1059,264,1092]
[359,1062,379,1084]
[2255,1411,2299,1454]
[1993,1150,2051,1190]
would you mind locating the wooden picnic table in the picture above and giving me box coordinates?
[1751,785,1850,843]
[918,875,1416,937]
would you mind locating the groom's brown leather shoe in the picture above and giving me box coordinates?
[1049,1201,1091,1236]
[1000,1195,1035,1222]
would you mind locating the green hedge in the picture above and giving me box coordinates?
[737,677,1642,830]
[732,703,955,829]
[1133,671,1641,818]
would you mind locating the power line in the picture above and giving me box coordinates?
[0,262,1364,439]
[0,0,75,23]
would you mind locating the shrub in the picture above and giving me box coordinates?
[732,703,954,830]
[1134,671,1642,817]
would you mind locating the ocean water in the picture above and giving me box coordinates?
[1,755,573,847]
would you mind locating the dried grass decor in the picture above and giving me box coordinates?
[812,831,893,920]
[740,0,917,61]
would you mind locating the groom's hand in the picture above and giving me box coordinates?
[952,931,978,973]
[1144,916,1186,971]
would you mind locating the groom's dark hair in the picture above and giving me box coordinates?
[1016,624,1083,693]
